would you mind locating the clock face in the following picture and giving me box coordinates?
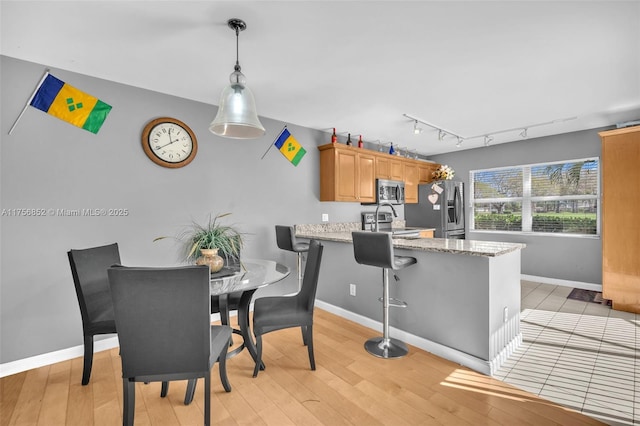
[142,117,197,168]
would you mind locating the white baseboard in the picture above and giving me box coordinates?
[0,336,120,378]
[521,274,602,292]
[314,299,514,376]
[0,305,256,378]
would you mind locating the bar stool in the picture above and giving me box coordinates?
[275,225,310,290]
[352,231,417,359]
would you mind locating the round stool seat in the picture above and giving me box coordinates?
[292,242,310,253]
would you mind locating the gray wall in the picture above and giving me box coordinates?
[0,55,364,364]
[430,128,606,285]
[1,55,606,365]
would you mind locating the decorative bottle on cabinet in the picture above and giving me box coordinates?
[331,128,337,144]
[346,133,353,146]
[599,125,640,313]
[358,134,363,148]
[389,143,395,155]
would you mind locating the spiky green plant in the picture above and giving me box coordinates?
[154,212,244,263]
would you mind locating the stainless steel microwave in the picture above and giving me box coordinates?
[376,179,405,205]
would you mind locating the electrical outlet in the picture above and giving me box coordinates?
[503,307,508,323]
[321,213,329,222]
[349,283,356,296]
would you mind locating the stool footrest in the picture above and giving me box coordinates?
[377,297,408,308]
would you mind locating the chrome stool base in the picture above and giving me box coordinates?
[365,337,408,359]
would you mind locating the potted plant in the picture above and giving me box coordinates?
[155,212,244,272]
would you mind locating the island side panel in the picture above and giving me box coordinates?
[392,247,491,360]
[314,239,517,362]
[488,251,522,361]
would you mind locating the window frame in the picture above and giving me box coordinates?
[469,157,601,237]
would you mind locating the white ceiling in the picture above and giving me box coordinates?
[2,1,639,156]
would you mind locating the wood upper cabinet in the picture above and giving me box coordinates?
[418,163,438,183]
[319,144,375,203]
[403,162,419,203]
[319,143,440,203]
[376,156,404,180]
[599,126,640,313]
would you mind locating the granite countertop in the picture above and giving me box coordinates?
[295,222,525,257]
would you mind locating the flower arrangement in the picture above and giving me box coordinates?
[432,164,455,180]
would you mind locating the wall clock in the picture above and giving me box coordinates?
[141,117,197,168]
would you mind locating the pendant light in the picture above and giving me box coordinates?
[209,18,265,139]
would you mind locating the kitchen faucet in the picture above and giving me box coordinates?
[374,202,397,232]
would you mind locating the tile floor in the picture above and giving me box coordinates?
[494,281,638,426]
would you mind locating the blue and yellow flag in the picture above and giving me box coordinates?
[274,128,306,166]
[30,73,112,134]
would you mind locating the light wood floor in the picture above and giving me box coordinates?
[1,308,605,425]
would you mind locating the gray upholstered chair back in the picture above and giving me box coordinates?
[298,240,323,312]
[352,231,395,269]
[108,265,211,379]
[68,242,120,325]
[276,225,309,253]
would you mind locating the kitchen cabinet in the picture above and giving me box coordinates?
[418,163,439,183]
[599,125,640,313]
[403,162,419,203]
[319,143,440,203]
[319,144,375,203]
[376,156,404,180]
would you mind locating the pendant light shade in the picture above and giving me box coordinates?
[210,18,265,139]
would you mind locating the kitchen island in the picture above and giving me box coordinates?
[296,222,525,375]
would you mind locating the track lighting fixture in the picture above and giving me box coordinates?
[413,120,422,135]
[403,113,577,149]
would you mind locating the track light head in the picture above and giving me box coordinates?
[438,129,446,141]
[484,135,493,147]
[456,137,463,148]
[520,128,528,138]
[413,120,422,135]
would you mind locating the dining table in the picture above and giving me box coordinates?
[209,259,291,366]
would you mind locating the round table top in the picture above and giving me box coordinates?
[209,259,290,296]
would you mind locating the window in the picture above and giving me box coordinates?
[470,158,599,235]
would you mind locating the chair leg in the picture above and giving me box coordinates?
[123,379,135,426]
[204,371,211,426]
[219,341,231,392]
[82,335,93,385]
[301,326,308,346]
[184,379,196,405]
[252,335,263,378]
[161,381,169,397]
[305,326,316,371]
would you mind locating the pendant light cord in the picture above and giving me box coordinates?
[234,26,241,72]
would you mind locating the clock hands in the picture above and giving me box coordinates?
[155,128,182,150]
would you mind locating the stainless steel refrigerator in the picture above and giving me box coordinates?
[405,180,465,239]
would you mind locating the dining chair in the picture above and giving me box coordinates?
[67,243,120,385]
[108,264,232,426]
[251,240,323,377]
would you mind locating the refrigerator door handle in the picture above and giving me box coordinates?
[454,185,461,225]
